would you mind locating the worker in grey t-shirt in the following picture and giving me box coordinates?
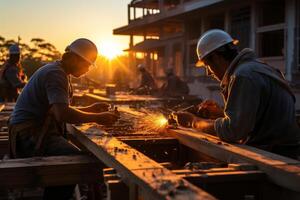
[9,38,119,199]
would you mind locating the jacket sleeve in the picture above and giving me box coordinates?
[214,75,261,143]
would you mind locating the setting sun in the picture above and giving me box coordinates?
[98,40,123,60]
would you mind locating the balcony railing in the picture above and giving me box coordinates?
[128,0,196,23]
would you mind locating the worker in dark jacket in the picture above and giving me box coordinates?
[9,38,119,199]
[160,68,189,97]
[175,29,300,160]
[135,64,157,94]
[0,44,27,102]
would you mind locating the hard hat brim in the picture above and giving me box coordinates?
[196,60,206,68]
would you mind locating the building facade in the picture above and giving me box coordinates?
[114,0,300,108]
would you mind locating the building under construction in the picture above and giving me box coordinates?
[0,1,300,200]
[114,0,300,107]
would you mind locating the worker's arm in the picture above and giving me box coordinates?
[197,99,224,119]
[52,103,118,125]
[174,112,216,135]
[45,70,117,125]
[215,76,260,143]
[76,102,110,113]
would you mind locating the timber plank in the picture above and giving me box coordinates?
[67,124,217,200]
[180,170,266,183]
[0,155,101,188]
[0,104,4,112]
[84,93,174,103]
[166,128,300,192]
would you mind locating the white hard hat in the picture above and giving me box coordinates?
[196,29,237,64]
[9,44,20,55]
[137,63,145,70]
[66,38,98,65]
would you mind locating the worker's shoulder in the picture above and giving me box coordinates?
[36,61,66,77]
[233,60,266,79]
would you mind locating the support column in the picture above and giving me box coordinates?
[133,6,136,19]
[128,5,131,23]
[224,10,231,32]
[250,1,257,50]
[285,0,296,81]
[159,0,165,13]
[129,35,135,78]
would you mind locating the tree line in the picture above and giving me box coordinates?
[0,36,134,89]
[0,36,61,77]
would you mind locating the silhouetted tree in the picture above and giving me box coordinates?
[0,36,61,77]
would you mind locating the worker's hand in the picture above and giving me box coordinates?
[96,112,119,126]
[193,118,216,135]
[197,99,223,119]
[173,112,196,127]
[86,102,110,113]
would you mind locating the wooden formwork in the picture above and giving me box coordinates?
[1,99,300,200]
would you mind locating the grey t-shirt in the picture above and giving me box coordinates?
[10,61,69,125]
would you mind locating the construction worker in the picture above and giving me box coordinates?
[135,63,157,95]
[175,29,300,160]
[160,67,189,97]
[0,44,27,102]
[9,38,118,199]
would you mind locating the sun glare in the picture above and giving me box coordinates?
[99,40,123,60]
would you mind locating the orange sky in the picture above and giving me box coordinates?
[0,0,131,56]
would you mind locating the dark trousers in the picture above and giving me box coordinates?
[15,130,81,200]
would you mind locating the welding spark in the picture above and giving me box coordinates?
[154,116,168,128]
[136,113,169,133]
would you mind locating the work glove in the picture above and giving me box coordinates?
[173,112,196,127]
[197,99,224,119]
[96,111,119,126]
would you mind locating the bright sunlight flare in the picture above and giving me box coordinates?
[98,40,123,60]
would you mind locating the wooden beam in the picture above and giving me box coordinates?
[0,155,102,188]
[256,23,285,33]
[67,124,217,200]
[166,128,300,192]
[180,170,265,184]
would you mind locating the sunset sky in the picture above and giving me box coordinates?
[0,0,131,57]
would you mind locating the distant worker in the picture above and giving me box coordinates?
[9,38,119,199]
[175,29,300,159]
[0,44,27,102]
[134,63,157,95]
[160,67,189,97]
